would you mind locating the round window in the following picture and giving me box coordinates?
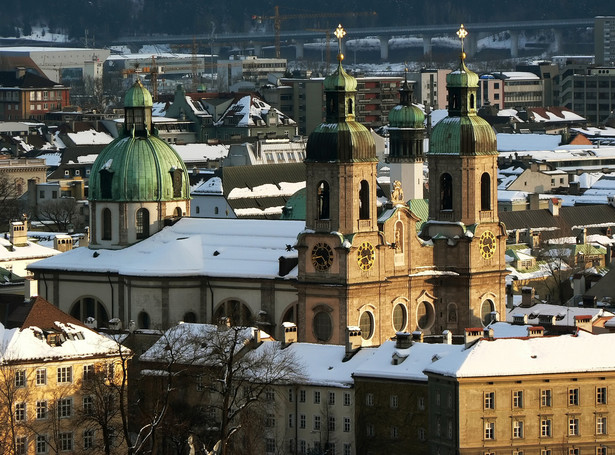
[392,303,407,332]
[314,311,332,342]
[359,311,374,340]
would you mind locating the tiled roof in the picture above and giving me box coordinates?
[0,70,61,89]
[11,296,87,331]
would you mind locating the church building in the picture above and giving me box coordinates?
[29,26,506,345]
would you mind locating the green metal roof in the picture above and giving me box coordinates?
[280,187,306,221]
[124,79,153,107]
[89,135,189,201]
[428,116,497,156]
[306,122,376,162]
[446,60,480,88]
[324,60,357,92]
[388,104,425,129]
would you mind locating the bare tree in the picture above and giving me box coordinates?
[0,176,21,232]
[0,361,29,454]
[137,323,303,455]
[36,198,79,232]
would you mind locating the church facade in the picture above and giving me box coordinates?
[30,28,506,345]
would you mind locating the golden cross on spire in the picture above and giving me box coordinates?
[456,24,468,60]
[334,24,346,61]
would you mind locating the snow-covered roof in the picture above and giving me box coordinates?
[496,133,561,152]
[173,143,229,163]
[29,217,304,279]
[0,320,126,363]
[352,340,463,382]
[425,331,615,378]
[0,235,60,263]
[505,304,612,327]
[66,129,113,146]
[192,177,223,195]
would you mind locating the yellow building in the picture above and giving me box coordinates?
[0,296,131,454]
[425,330,615,455]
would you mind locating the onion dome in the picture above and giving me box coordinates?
[429,58,497,156]
[124,79,153,108]
[306,26,376,163]
[89,80,189,201]
[388,71,424,129]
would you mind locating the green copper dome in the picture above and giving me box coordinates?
[324,60,357,92]
[388,104,425,129]
[306,122,376,162]
[90,81,189,201]
[446,61,480,88]
[124,79,153,108]
[429,116,497,156]
[89,136,190,201]
[428,58,496,156]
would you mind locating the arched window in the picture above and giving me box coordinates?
[100,170,113,199]
[102,208,112,241]
[70,297,109,327]
[138,311,151,329]
[416,301,435,331]
[359,180,370,220]
[440,173,453,210]
[183,312,197,323]
[313,311,332,342]
[196,206,200,214]
[392,303,407,332]
[470,93,475,109]
[136,208,149,240]
[214,207,219,215]
[347,98,353,115]
[481,173,491,210]
[359,311,374,340]
[214,299,253,326]
[317,181,330,220]
[481,299,495,326]
[447,303,458,323]
[175,207,182,217]
[282,304,297,324]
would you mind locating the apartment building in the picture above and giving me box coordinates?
[426,330,615,455]
[559,64,615,125]
[0,296,130,454]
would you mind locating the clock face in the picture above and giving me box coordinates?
[357,241,375,270]
[311,243,334,271]
[479,230,496,260]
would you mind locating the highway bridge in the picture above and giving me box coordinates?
[114,18,595,59]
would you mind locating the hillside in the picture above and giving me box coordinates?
[1,0,614,44]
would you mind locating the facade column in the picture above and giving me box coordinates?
[379,36,389,60]
[295,40,305,59]
[423,35,433,57]
[510,31,519,58]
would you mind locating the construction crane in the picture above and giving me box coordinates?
[252,6,377,58]
[122,56,164,101]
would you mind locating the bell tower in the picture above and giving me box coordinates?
[296,25,383,346]
[423,25,507,331]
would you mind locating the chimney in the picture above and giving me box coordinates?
[576,228,587,245]
[574,315,593,333]
[527,326,545,337]
[282,322,298,345]
[412,330,424,343]
[395,331,412,349]
[252,327,262,344]
[9,219,28,247]
[548,197,561,216]
[54,234,74,252]
[218,316,231,329]
[464,328,483,347]
[16,66,26,79]
[442,330,453,345]
[345,326,362,356]
[521,287,535,307]
[84,317,97,329]
[528,229,541,250]
[80,228,90,248]
[483,327,494,340]
[529,193,540,210]
[506,284,514,309]
[72,180,85,200]
[109,318,122,331]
